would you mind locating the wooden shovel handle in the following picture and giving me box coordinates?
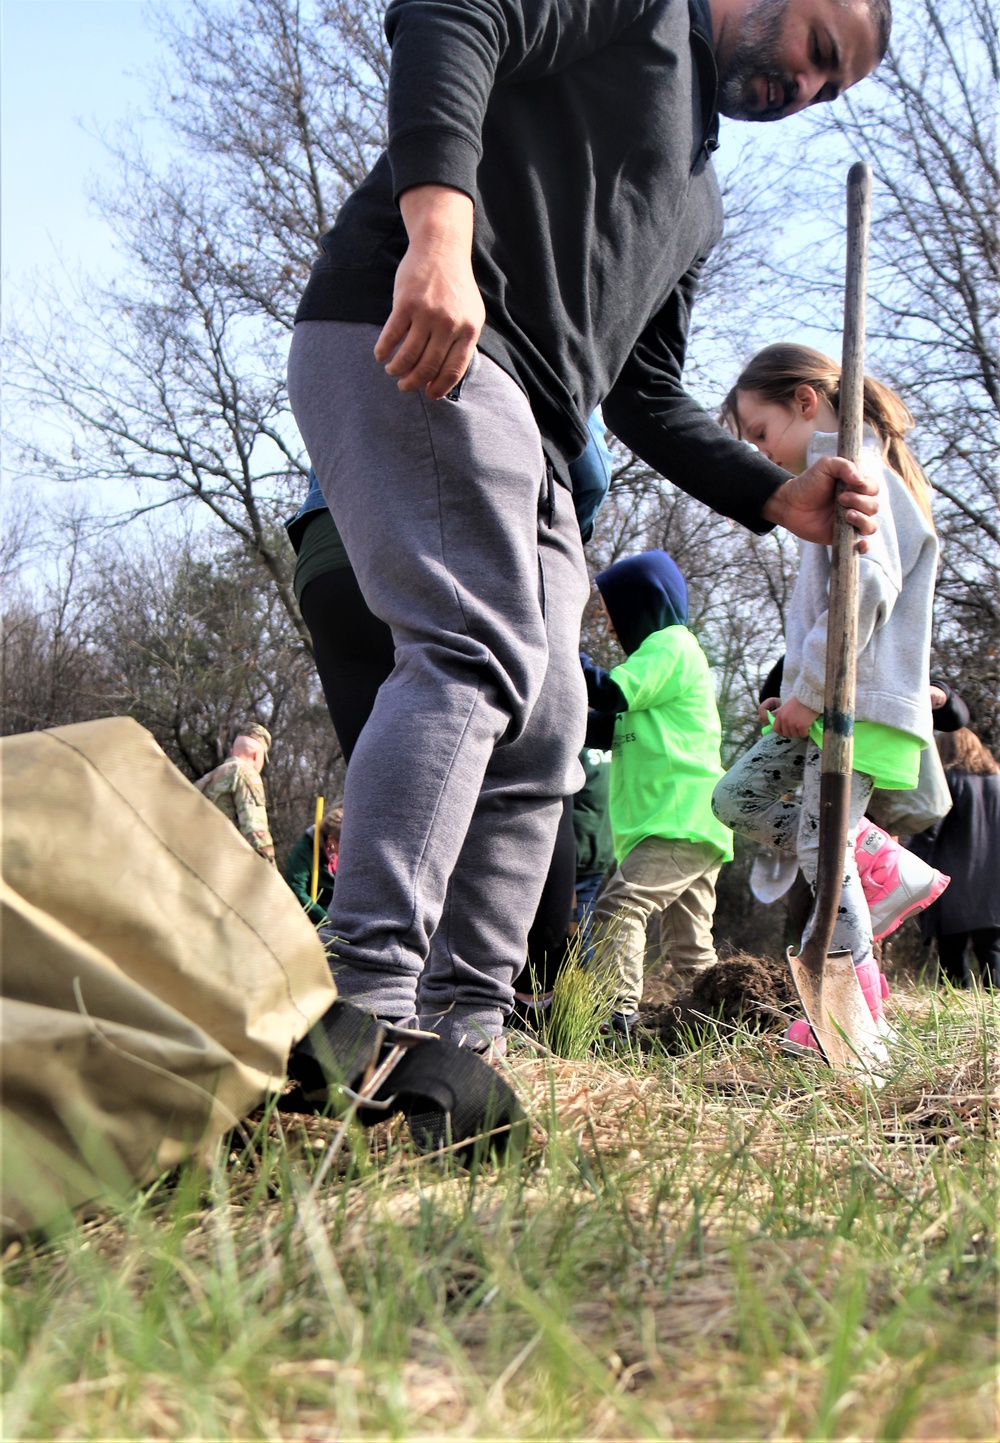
[808,162,873,960]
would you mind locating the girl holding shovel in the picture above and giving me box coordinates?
[712,343,943,1054]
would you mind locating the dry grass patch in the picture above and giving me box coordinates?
[2,980,996,1440]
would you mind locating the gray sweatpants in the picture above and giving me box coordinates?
[711,732,875,967]
[287,322,589,1045]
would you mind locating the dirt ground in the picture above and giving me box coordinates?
[639,953,800,1050]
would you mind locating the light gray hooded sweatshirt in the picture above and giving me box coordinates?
[782,429,938,745]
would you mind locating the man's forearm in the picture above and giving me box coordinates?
[398,185,475,264]
[603,380,786,534]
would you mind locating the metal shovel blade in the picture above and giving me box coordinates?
[787,941,889,1080]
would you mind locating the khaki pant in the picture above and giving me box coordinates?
[591,836,721,1013]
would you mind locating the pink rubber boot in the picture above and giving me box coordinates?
[784,819,931,1055]
[855,819,950,941]
[784,1017,822,1053]
[853,957,890,1023]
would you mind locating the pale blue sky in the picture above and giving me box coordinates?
[2,0,170,285]
[1,0,859,297]
[1,1,180,557]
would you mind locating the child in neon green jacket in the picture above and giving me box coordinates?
[581,550,732,1034]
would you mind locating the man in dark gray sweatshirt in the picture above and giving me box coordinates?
[287,0,887,1049]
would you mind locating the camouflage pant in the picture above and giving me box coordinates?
[712,732,875,967]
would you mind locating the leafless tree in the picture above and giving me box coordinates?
[1,514,112,735]
[86,527,347,854]
[1,515,344,861]
[5,0,392,646]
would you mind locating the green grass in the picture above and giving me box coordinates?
[544,943,621,1059]
[2,981,996,1440]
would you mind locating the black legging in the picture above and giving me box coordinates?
[299,565,577,993]
[300,567,397,764]
[937,929,1000,988]
[520,794,576,993]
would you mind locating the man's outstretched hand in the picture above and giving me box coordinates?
[374,184,485,401]
[762,454,879,550]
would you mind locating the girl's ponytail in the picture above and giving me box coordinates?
[723,344,934,527]
[860,376,933,524]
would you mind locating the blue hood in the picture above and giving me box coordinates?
[596,550,688,656]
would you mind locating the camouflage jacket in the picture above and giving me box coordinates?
[195,756,275,863]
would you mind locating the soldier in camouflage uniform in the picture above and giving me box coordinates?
[195,724,276,865]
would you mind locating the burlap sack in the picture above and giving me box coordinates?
[1,717,336,1234]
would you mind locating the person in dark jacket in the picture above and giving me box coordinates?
[285,0,886,1049]
[573,744,616,946]
[284,809,343,926]
[928,678,970,733]
[912,729,1000,987]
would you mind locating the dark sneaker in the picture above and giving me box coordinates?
[599,1010,641,1042]
[510,992,552,1032]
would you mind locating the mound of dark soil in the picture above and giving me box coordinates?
[640,953,798,1051]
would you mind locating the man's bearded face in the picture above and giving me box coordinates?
[717,0,798,121]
